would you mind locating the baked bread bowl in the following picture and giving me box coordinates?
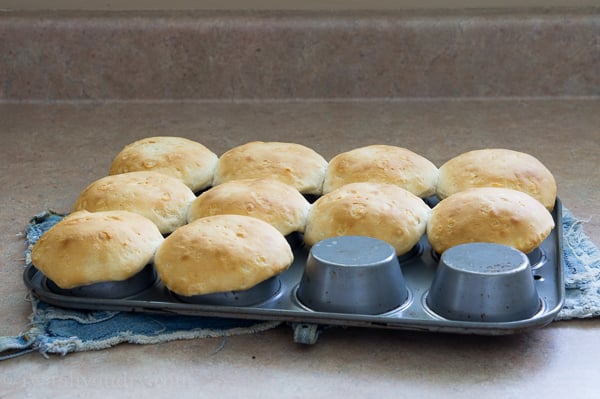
[109,136,218,192]
[155,214,293,296]
[323,144,438,197]
[31,210,164,289]
[437,148,557,211]
[72,171,196,234]
[304,182,431,255]
[213,141,328,195]
[427,187,555,254]
[188,177,310,235]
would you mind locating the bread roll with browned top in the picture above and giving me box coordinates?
[427,187,555,254]
[323,145,439,197]
[109,136,218,192]
[31,210,164,289]
[188,177,310,235]
[304,182,431,255]
[155,214,293,296]
[437,148,557,211]
[213,141,328,195]
[72,171,196,234]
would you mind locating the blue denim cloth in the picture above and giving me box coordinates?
[1,207,599,360]
[25,297,280,357]
[556,208,600,320]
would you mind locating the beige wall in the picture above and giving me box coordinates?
[1,0,599,10]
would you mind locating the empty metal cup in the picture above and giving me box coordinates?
[426,243,540,322]
[296,236,409,314]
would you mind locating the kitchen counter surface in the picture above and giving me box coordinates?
[1,98,599,398]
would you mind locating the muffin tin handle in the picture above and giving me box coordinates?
[292,323,322,345]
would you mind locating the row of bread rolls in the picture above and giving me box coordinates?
[31,136,557,298]
[108,136,557,210]
[108,137,328,195]
[305,182,555,255]
[31,210,294,296]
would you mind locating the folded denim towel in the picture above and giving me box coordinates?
[556,208,600,320]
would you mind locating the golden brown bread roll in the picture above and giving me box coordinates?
[437,148,557,210]
[109,136,218,192]
[323,144,439,197]
[427,187,555,254]
[304,182,431,255]
[72,171,196,234]
[213,141,328,195]
[155,214,293,296]
[31,210,164,289]
[187,177,310,235]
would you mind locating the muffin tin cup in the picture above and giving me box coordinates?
[45,264,157,299]
[426,243,541,322]
[172,276,282,307]
[527,247,546,269]
[296,236,409,315]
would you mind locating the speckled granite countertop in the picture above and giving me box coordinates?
[1,8,600,399]
[2,8,599,101]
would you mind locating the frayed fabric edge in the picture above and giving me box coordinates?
[555,209,600,321]
[33,320,282,357]
[27,296,281,357]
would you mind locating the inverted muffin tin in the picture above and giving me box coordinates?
[23,199,565,343]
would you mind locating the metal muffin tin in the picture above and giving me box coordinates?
[23,199,565,344]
